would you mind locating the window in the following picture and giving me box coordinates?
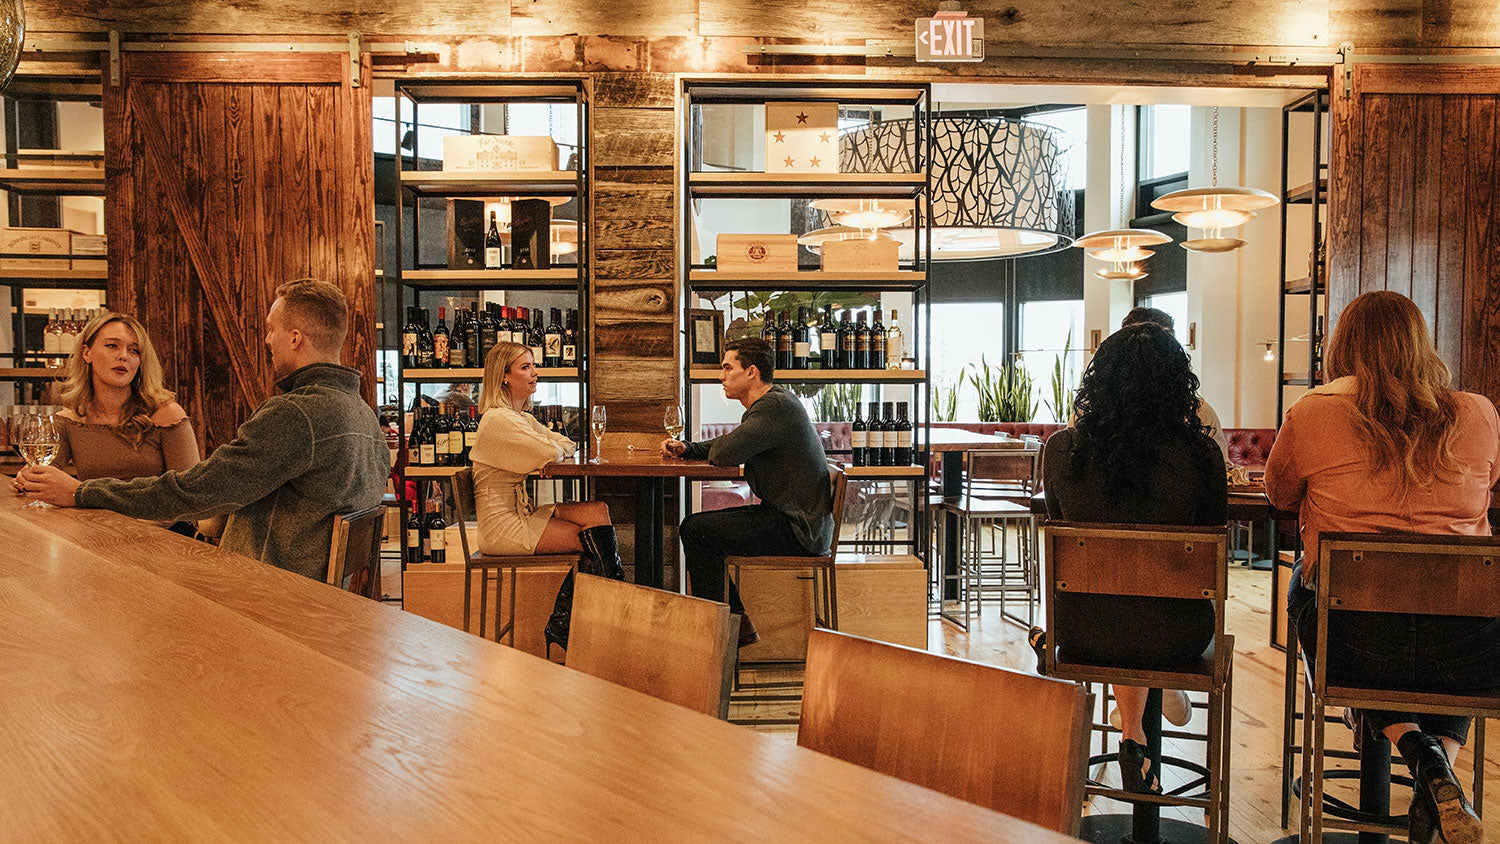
[373,98,468,158]
[1143,291,1189,347]
[931,302,1005,421]
[1019,300,1085,423]
[1140,104,1191,180]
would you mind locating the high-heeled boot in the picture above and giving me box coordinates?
[1398,731,1481,844]
[543,526,625,653]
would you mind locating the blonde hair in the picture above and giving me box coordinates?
[60,312,178,446]
[1324,290,1461,491]
[476,341,534,413]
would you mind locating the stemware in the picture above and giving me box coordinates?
[16,413,60,509]
[589,404,607,463]
[663,404,684,442]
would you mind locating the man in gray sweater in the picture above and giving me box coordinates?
[662,337,833,646]
[18,279,389,583]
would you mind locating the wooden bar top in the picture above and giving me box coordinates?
[927,429,1033,452]
[0,495,1066,841]
[542,448,743,479]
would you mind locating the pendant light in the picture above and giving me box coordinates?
[1151,107,1278,253]
[1074,110,1167,279]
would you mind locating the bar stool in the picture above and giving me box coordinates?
[942,449,1040,630]
[450,467,580,646]
[1040,521,1235,844]
[1296,532,1500,843]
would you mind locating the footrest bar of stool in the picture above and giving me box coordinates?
[1082,784,1212,809]
[1290,770,1413,827]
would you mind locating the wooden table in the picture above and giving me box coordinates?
[0,493,1073,841]
[542,448,741,589]
[927,430,1038,605]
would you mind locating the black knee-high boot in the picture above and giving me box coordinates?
[1398,730,1481,844]
[543,526,624,653]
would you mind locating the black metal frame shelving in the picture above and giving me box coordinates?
[679,77,934,567]
[1275,91,1329,420]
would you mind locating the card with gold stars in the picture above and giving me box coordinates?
[765,102,839,174]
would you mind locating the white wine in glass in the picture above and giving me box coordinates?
[17,413,61,509]
[663,404,684,441]
[589,405,607,462]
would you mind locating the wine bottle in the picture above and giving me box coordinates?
[851,401,867,467]
[545,308,564,368]
[792,306,810,370]
[895,401,912,465]
[433,402,452,466]
[853,311,870,371]
[880,401,896,466]
[464,406,479,465]
[485,210,503,270]
[406,398,424,465]
[562,309,579,366]
[433,307,451,368]
[466,303,483,367]
[762,309,778,346]
[776,311,794,370]
[407,501,425,564]
[885,309,904,370]
[401,307,420,369]
[449,308,468,368]
[417,309,435,369]
[446,404,465,465]
[870,309,887,370]
[528,309,546,365]
[43,308,61,356]
[819,305,838,370]
[838,310,855,372]
[503,306,520,347]
[427,498,447,565]
[418,406,437,466]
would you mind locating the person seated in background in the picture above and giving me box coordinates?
[469,340,619,652]
[1039,322,1226,794]
[1118,307,1229,461]
[17,279,389,583]
[1267,290,1500,844]
[661,337,833,648]
[10,311,214,537]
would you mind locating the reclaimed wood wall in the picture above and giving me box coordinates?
[1329,65,1500,403]
[104,53,375,449]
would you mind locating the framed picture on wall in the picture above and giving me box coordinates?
[688,308,724,366]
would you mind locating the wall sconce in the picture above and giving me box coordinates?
[1262,342,1276,362]
[1186,322,1197,350]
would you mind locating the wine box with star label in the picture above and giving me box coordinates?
[764,102,840,174]
[715,234,799,272]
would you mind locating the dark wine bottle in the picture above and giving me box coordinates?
[792,306,810,370]
[509,306,527,347]
[544,308,564,368]
[417,308,435,369]
[528,309,545,365]
[819,305,839,370]
[880,401,896,466]
[418,406,437,467]
[562,309,579,366]
[449,307,468,368]
[853,311,870,371]
[464,406,479,465]
[433,402,452,466]
[870,309,887,370]
[446,403,464,466]
[762,309,778,346]
[776,310,794,370]
[894,401,912,465]
[433,307,451,368]
[466,303,483,367]
[406,398,424,466]
[484,210,503,269]
[426,498,447,564]
[407,500,425,564]
[851,401,867,467]
[838,310,855,371]
[401,307,420,369]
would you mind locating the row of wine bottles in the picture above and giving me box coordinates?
[407,497,448,564]
[41,308,103,359]
[401,304,581,370]
[406,402,478,467]
[761,306,904,371]
[852,401,914,467]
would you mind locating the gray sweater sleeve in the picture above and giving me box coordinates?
[75,396,313,522]
[686,399,780,467]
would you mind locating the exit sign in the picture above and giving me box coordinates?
[915,12,984,62]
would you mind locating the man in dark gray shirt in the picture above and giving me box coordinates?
[662,337,833,646]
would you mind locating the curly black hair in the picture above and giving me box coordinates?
[1070,323,1210,496]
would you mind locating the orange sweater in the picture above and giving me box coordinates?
[1265,377,1500,577]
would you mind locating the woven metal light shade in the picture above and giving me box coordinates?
[832,116,1075,260]
[0,0,22,93]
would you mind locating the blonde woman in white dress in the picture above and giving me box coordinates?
[470,341,620,651]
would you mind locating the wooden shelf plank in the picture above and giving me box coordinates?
[0,267,107,281]
[687,172,925,198]
[0,167,107,196]
[1285,179,1328,204]
[404,367,579,382]
[1283,277,1324,295]
[403,268,580,289]
[404,466,465,477]
[690,368,923,383]
[399,170,581,197]
[842,465,925,478]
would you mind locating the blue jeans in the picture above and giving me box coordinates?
[1287,561,1500,744]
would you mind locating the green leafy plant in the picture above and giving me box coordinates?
[966,355,1036,423]
[1043,329,1078,424]
[813,382,865,423]
[932,376,960,422]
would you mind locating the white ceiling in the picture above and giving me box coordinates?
[932,82,1312,109]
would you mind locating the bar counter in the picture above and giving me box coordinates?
[0,493,1069,841]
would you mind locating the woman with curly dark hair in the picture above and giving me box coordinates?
[1040,322,1227,793]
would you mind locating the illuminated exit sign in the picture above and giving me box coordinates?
[915,12,984,62]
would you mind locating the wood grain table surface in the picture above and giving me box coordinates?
[541,448,743,479]
[0,494,1071,841]
[926,429,1033,452]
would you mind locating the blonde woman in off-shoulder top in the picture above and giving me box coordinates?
[11,312,216,535]
[469,341,621,652]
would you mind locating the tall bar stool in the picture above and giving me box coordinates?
[1297,532,1500,843]
[450,467,580,646]
[326,506,385,599]
[942,449,1040,630]
[1040,521,1235,844]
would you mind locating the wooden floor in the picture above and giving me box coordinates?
[731,565,1500,844]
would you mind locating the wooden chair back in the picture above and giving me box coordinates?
[967,449,1037,487]
[799,629,1088,835]
[326,506,385,599]
[826,462,850,560]
[451,467,477,560]
[1319,532,1500,618]
[568,573,735,718]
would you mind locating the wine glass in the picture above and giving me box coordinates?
[589,404,607,463]
[16,413,61,509]
[663,404,684,442]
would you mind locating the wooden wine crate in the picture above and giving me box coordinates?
[0,227,71,270]
[821,238,899,272]
[715,233,798,272]
[442,135,558,172]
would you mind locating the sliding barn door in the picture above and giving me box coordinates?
[104,53,375,449]
[1329,65,1500,403]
